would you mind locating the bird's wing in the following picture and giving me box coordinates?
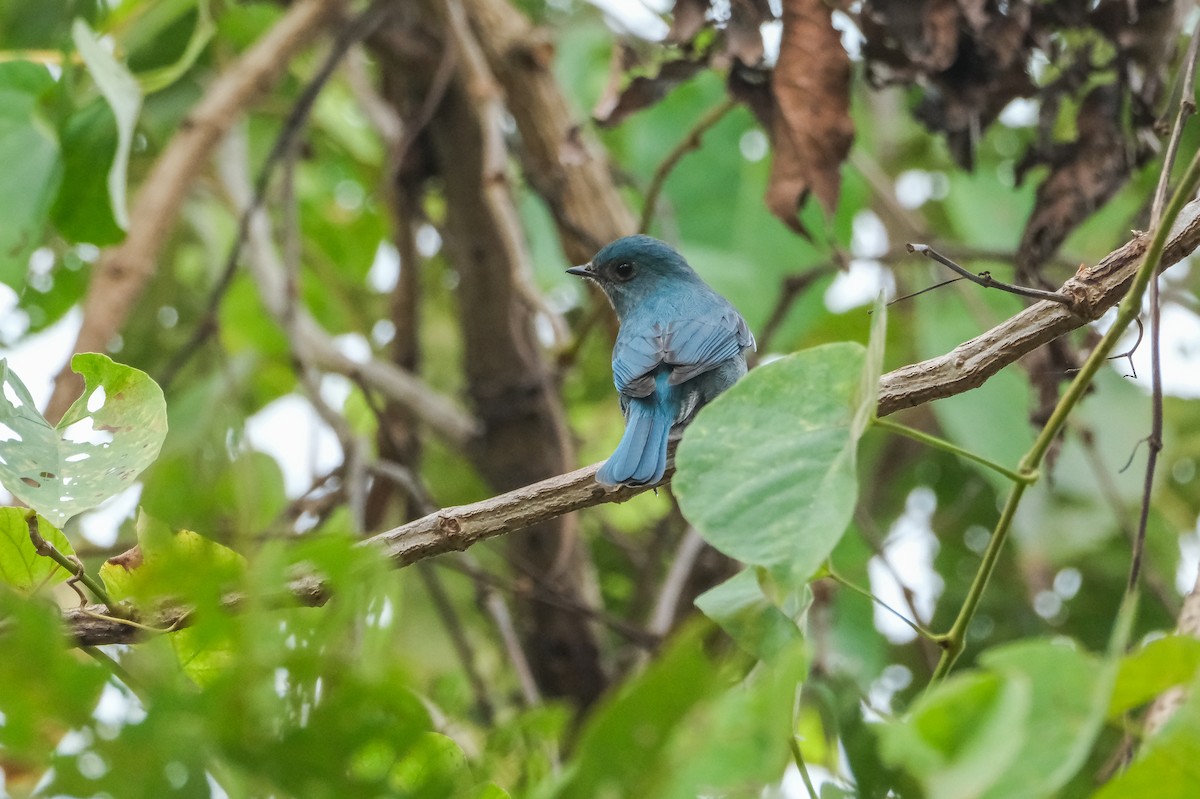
[664,309,754,386]
[612,325,666,398]
[612,310,754,397]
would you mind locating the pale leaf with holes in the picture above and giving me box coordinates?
[0,354,167,526]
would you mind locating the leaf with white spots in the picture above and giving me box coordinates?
[0,354,167,526]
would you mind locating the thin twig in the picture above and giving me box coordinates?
[278,131,370,531]
[1072,424,1177,614]
[160,0,392,391]
[752,265,838,363]
[853,505,941,672]
[886,275,966,306]
[645,527,706,638]
[1108,316,1143,377]
[1130,18,1200,595]
[394,39,458,170]
[45,0,352,424]
[441,556,657,647]
[873,417,1035,484]
[906,243,1075,306]
[479,579,542,706]
[416,563,496,722]
[826,570,938,642]
[639,97,737,233]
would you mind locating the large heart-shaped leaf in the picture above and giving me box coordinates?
[674,340,874,587]
[0,354,167,526]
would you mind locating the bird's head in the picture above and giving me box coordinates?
[566,235,700,316]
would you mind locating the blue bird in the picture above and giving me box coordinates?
[568,235,755,487]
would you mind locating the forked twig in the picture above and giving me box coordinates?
[906,243,1075,306]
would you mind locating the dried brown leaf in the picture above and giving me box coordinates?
[1016,85,1133,283]
[765,0,854,230]
[862,0,1036,166]
[669,0,711,44]
[1092,0,1187,114]
[725,0,772,66]
[922,0,962,71]
[593,57,707,127]
[728,64,773,130]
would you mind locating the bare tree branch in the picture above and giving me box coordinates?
[465,0,637,263]
[877,198,1200,416]
[215,124,479,450]
[61,459,664,646]
[56,203,1200,648]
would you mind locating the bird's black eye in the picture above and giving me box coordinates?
[613,262,635,281]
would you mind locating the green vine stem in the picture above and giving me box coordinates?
[826,569,940,642]
[639,97,737,234]
[24,510,118,611]
[872,417,1036,485]
[789,735,820,799]
[931,145,1200,681]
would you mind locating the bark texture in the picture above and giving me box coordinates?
[372,1,608,707]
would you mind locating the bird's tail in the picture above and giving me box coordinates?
[596,396,672,487]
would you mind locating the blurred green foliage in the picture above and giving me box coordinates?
[1,0,1200,797]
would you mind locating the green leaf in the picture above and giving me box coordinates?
[978,639,1112,799]
[551,624,724,798]
[390,731,473,798]
[675,341,874,587]
[1110,636,1200,718]
[72,18,143,231]
[0,61,62,290]
[549,622,806,799]
[170,623,237,687]
[0,354,167,526]
[51,98,124,244]
[657,643,807,799]
[141,447,288,535]
[130,0,216,93]
[0,508,74,593]
[0,585,107,761]
[695,568,807,659]
[100,514,245,604]
[879,671,1030,799]
[1094,673,1200,799]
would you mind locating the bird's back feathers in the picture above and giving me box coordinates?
[570,235,753,488]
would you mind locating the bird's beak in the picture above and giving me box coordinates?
[566,262,593,278]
